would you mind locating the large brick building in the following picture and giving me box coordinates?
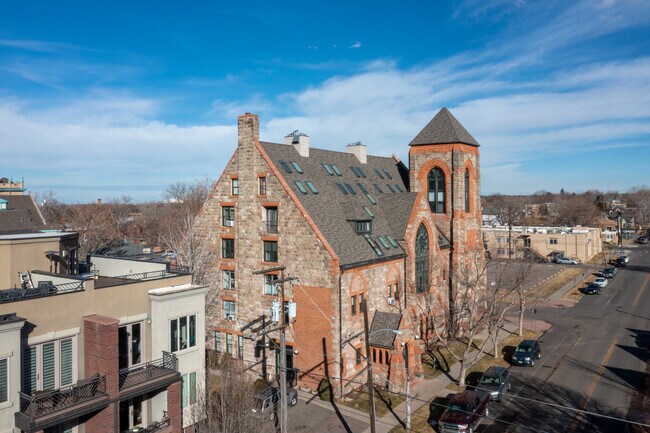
[196,108,483,393]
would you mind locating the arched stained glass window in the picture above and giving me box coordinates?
[415,224,430,293]
[428,168,445,213]
[464,168,470,213]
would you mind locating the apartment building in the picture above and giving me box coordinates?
[195,108,483,394]
[0,231,207,433]
[483,225,603,263]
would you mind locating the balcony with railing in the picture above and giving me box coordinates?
[124,417,172,433]
[0,281,84,304]
[15,374,109,432]
[119,352,179,398]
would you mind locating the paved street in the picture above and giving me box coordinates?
[484,243,649,433]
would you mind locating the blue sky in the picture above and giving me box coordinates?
[1,0,649,202]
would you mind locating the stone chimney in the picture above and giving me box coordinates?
[238,113,259,147]
[97,198,102,205]
[346,141,367,164]
[284,130,310,157]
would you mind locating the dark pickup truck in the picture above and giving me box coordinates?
[438,390,490,433]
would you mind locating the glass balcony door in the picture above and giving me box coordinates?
[119,322,143,370]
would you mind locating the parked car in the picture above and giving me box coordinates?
[584,283,601,295]
[438,390,490,433]
[598,267,616,278]
[635,236,648,244]
[593,277,608,288]
[512,340,541,366]
[616,256,628,267]
[477,366,511,402]
[251,385,298,419]
[555,257,578,265]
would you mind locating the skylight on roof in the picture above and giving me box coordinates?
[373,183,383,193]
[386,184,395,193]
[323,164,334,176]
[357,167,367,178]
[394,184,403,192]
[363,206,374,218]
[291,161,303,173]
[279,160,292,173]
[306,181,318,194]
[294,181,308,194]
[344,183,356,195]
[374,169,385,179]
[363,234,384,256]
[366,193,377,205]
[336,183,348,194]
[350,166,361,178]
[331,164,342,176]
[357,183,368,194]
[386,235,399,248]
[383,169,393,179]
[377,236,391,249]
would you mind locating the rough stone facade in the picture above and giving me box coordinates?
[196,109,484,395]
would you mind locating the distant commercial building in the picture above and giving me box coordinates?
[483,225,602,263]
[0,230,207,433]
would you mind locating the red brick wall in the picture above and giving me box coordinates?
[167,381,182,433]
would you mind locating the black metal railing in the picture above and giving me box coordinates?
[19,375,107,420]
[135,417,171,433]
[119,352,178,389]
[263,220,278,234]
[114,266,190,281]
[0,281,84,304]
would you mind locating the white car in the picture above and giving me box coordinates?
[593,277,608,288]
[556,257,578,265]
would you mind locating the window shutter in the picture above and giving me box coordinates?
[60,338,73,386]
[0,358,7,403]
[42,342,56,390]
[23,346,36,394]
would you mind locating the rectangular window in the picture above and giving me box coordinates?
[344,183,356,194]
[357,183,368,194]
[394,184,403,193]
[259,177,267,195]
[264,274,279,295]
[377,236,391,249]
[374,168,384,179]
[336,183,348,194]
[238,336,244,359]
[0,358,7,403]
[226,334,233,357]
[222,270,235,290]
[351,295,357,316]
[291,161,303,173]
[524,238,531,247]
[222,206,235,226]
[550,238,558,245]
[350,166,361,178]
[22,338,75,394]
[363,206,374,218]
[214,332,222,353]
[306,181,318,194]
[294,181,308,194]
[373,183,383,193]
[386,184,395,193]
[170,315,197,353]
[222,238,235,259]
[222,300,236,320]
[279,160,292,173]
[323,164,334,175]
[383,169,393,179]
[355,221,372,234]
[331,164,342,176]
[355,348,362,365]
[359,293,366,312]
[265,207,278,234]
[386,235,399,248]
[357,167,367,178]
[181,372,197,408]
[264,241,278,262]
[231,178,239,195]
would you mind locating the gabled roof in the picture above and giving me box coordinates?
[409,107,479,147]
[368,311,402,349]
[259,142,412,267]
[0,194,47,235]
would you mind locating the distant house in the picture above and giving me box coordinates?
[0,178,47,235]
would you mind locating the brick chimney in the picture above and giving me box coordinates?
[346,142,367,164]
[284,130,310,157]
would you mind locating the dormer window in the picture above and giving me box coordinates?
[355,221,372,234]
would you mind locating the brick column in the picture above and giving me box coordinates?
[84,314,119,433]
[167,381,182,433]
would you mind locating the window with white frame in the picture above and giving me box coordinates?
[222,270,235,290]
[23,337,76,394]
[181,372,197,408]
[264,274,279,295]
[226,334,233,357]
[222,300,236,320]
[550,238,558,245]
[238,336,244,359]
[170,315,197,353]
[0,357,7,403]
[231,178,239,196]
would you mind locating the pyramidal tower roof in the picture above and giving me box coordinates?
[409,107,479,147]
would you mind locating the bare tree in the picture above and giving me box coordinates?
[628,185,650,228]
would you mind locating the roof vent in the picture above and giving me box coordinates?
[346,141,367,164]
[285,130,310,157]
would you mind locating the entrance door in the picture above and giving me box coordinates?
[119,323,143,370]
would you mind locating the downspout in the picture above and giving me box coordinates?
[448,150,455,336]
[338,271,343,398]
[403,257,407,309]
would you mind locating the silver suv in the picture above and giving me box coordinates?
[251,386,298,419]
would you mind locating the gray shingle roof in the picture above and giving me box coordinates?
[0,195,47,235]
[409,107,479,147]
[259,142,413,267]
[368,311,402,349]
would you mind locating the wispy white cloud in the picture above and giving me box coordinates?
[349,41,362,49]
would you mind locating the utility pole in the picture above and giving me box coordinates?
[362,298,377,433]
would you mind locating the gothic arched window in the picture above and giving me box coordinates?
[464,168,470,213]
[428,168,445,213]
[415,224,430,293]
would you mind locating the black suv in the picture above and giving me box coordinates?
[478,366,511,401]
[512,340,541,366]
